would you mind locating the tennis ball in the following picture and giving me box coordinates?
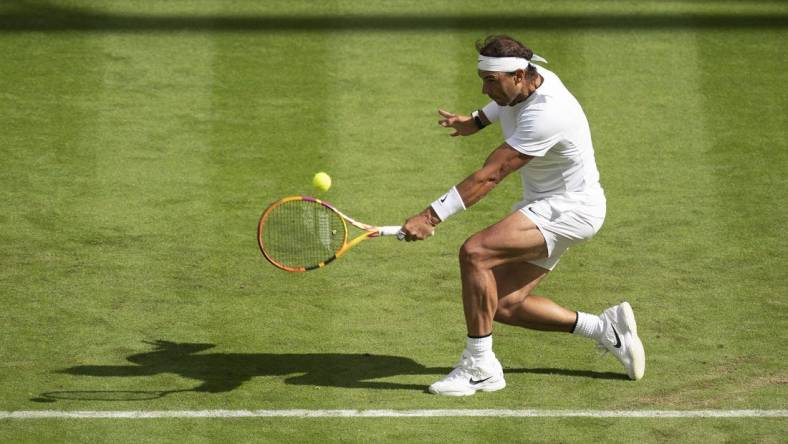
[312,172,332,192]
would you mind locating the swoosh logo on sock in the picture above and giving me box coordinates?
[469,376,493,385]
[611,326,622,349]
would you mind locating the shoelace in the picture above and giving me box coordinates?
[452,352,473,369]
[446,353,481,380]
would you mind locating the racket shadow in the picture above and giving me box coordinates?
[37,340,449,401]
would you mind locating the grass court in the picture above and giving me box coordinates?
[0,1,786,442]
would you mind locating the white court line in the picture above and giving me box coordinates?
[1,410,787,419]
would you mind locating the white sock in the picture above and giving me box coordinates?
[466,335,493,360]
[572,312,604,341]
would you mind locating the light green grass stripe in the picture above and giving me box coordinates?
[2,409,787,419]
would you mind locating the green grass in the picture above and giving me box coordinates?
[1,0,786,442]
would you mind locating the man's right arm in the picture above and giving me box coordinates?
[400,143,531,241]
[454,143,531,208]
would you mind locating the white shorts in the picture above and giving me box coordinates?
[515,193,606,271]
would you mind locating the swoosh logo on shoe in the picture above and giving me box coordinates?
[611,326,622,349]
[469,376,492,385]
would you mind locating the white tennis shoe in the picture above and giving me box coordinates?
[428,351,506,396]
[597,302,646,380]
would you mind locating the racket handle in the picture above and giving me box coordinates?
[378,226,403,237]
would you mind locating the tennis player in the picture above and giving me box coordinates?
[400,35,645,396]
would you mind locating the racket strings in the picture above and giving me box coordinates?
[261,200,346,268]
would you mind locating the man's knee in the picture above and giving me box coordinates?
[459,236,489,269]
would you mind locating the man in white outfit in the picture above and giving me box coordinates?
[400,35,645,396]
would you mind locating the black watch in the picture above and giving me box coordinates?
[471,110,486,130]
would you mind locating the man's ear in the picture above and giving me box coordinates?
[513,69,525,83]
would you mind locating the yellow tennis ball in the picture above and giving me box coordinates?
[312,172,332,192]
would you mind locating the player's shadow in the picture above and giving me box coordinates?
[53,340,444,394]
[35,340,626,401]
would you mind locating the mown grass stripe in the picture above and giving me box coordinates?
[2,409,786,419]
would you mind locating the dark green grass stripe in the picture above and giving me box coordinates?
[0,35,101,249]
[0,33,104,370]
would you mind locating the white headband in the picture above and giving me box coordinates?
[477,54,548,72]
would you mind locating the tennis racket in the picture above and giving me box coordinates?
[258,195,403,272]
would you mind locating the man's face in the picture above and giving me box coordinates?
[479,70,520,106]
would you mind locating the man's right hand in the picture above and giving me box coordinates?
[400,207,440,242]
[438,109,479,137]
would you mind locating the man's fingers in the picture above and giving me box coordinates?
[439,118,460,128]
[401,228,433,242]
[401,228,418,242]
[450,130,460,137]
[437,109,455,118]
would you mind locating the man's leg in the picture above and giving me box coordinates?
[492,261,577,332]
[429,210,644,396]
[491,260,645,380]
[459,211,548,336]
[429,211,546,396]
[489,244,645,382]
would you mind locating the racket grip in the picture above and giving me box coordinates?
[378,226,403,237]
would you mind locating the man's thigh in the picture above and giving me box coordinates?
[464,210,548,269]
[493,261,549,302]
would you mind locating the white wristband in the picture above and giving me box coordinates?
[430,186,466,222]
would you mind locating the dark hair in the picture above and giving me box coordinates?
[476,35,537,76]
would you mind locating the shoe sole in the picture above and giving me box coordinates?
[620,302,646,380]
[428,378,506,396]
